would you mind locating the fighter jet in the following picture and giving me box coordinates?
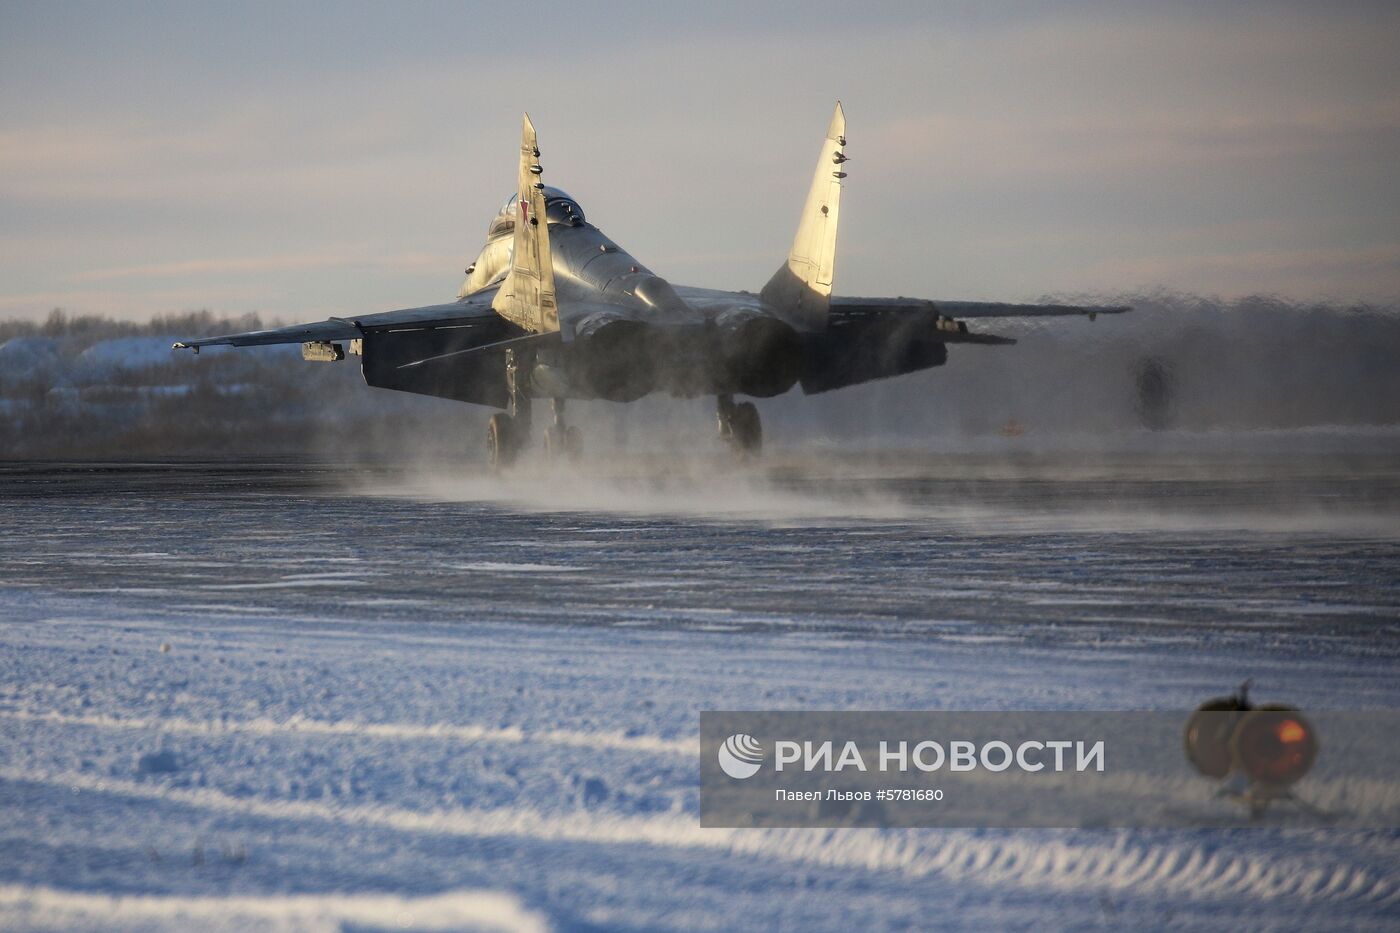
[175,104,1127,466]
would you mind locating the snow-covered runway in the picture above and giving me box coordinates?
[1,456,1397,930]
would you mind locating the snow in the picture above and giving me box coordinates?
[0,337,63,379]
[75,336,184,374]
[0,459,1397,931]
[0,885,548,933]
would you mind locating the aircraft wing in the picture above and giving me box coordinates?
[172,295,501,351]
[830,296,1130,320]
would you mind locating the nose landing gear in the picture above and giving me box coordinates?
[717,394,762,457]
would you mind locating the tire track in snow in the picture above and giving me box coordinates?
[8,711,1399,822]
[0,709,694,757]
[4,768,1397,912]
[0,884,548,933]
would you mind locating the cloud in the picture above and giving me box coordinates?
[2,4,1399,318]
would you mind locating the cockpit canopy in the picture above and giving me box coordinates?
[488,186,586,237]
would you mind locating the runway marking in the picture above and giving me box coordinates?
[4,767,1398,911]
[0,883,548,933]
[0,709,696,757]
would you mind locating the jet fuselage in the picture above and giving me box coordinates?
[460,189,804,402]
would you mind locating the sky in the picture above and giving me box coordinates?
[2,1,1398,323]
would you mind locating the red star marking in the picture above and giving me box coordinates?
[519,197,530,223]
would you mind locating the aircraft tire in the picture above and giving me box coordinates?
[732,402,762,456]
[487,413,516,469]
[543,424,582,461]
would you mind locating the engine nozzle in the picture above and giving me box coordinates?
[717,313,804,398]
[570,315,656,402]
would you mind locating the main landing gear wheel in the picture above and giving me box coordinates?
[543,397,583,461]
[543,424,583,460]
[487,413,519,469]
[717,395,762,458]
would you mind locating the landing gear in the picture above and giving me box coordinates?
[486,412,518,469]
[487,348,533,470]
[487,351,583,469]
[543,397,582,461]
[717,394,762,457]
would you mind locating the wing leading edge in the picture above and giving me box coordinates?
[171,297,501,351]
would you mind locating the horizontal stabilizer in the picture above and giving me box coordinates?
[831,296,1130,320]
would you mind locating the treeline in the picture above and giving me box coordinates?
[3,297,1398,462]
[0,310,479,461]
[0,308,274,343]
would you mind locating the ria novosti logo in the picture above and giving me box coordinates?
[717,733,765,779]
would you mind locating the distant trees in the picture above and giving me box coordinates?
[0,309,478,460]
[3,308,270,343]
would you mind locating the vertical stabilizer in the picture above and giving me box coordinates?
[760,102,846,331]
[492,113,560,334]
